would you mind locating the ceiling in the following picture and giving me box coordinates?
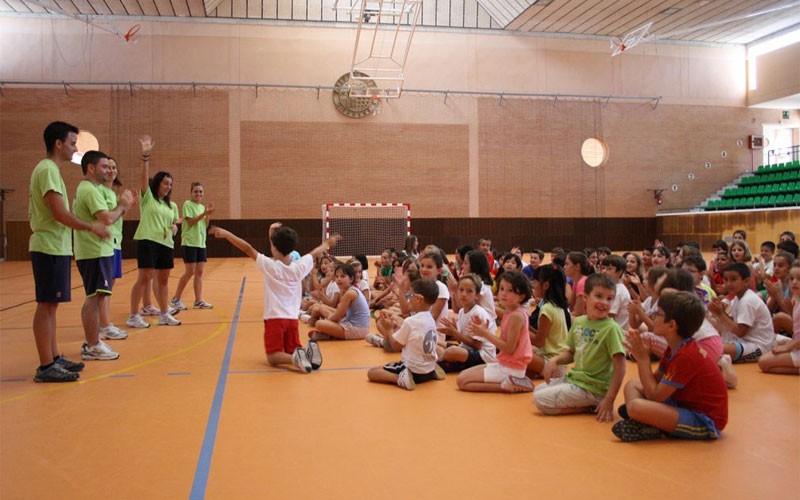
[2,0,799,46]
[2,0,798,108]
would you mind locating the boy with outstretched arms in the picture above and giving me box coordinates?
[613,291,728,441]
[209,223,339,373]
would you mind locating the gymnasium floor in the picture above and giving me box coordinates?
[0,257,797,500]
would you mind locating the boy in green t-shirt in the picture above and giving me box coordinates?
[28,122,110,383]
[73,151,134,362]
[534,273,627,422]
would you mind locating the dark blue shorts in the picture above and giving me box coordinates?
[136,239,174,270]
[30,252,71,303]
[77,257,115,297]
[182,246,207,263]
[668,400,721,440]
[113,248,123,279]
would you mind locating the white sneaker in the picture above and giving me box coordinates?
[299,313,312,323]
[292,347,312,373]
[140,305,161,316]
[81,341,120,361]
[396,368,416,390]
[193,300,213,309]
[159,313,182,326]
[365,333,385,348]
[306,340,322,370]
[170,298,188,311]
[99,324,128,340]
[718,354,738,389]
[126,314,150,329]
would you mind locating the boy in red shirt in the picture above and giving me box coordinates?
[613,291,728,441]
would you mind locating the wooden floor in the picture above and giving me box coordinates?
[1,258,797,500]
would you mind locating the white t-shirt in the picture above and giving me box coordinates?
[611,282,631,330]
[723,289,775,351]
[256,253,314,320]
[434,281,451,327]
[479,283,497,320]
[325,280,340,301]
[457,305,497,363]
[693,318,720,342]
[393,310,438,374]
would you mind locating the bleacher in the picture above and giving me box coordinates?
[703,160,800,210]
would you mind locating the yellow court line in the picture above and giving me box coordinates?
[0,314,232,405]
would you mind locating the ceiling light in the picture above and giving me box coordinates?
[661,7,681,15]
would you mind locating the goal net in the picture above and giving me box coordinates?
[323,203,411,256]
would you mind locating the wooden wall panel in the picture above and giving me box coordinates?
[657,209,800,250]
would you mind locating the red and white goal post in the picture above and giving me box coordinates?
[322,203,411,257]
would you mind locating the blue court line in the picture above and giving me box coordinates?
[167,372,192,376]
[0,378,27,383]
[189,276,246,500]
[109,374,136,378]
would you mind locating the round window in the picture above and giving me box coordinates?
[581,138,608,168]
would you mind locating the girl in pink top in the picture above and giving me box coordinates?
[758,260,800,375]
[457,271,534,393]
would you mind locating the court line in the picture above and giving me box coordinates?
[189,276,246,500]
[0,313,231,405]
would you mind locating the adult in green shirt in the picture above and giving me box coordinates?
[73,151,134,362]
[127,136,182,328]
[28,121,109,383]
[171,181,215,311]
[98,156,129,340]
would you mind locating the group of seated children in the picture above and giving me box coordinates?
[208,225,799,444]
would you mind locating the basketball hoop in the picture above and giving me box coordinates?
[611,22,652,56]
[123,24,141,44]
[369,93,381,116]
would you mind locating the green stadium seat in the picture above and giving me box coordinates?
[793,193,800,205]
[767,195,778,206]
[776,194,786,206]
[756,184,766,195]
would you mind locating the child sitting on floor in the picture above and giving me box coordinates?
[307,262,371,341]
[534,273,627,421]
[367,279,445,390]
[457,271,534,393]
[437,274,497,373]
[758,260,800,375]
[708,263,776,363]
[613,291,728,442]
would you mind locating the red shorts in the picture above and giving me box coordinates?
[263,318,302,355]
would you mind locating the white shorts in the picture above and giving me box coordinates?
[341,321,370,340]
[791,349,800,368]
[483,362,525,383]
[533,378,601,415]
[727,339,769,363]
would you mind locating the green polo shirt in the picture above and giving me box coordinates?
[73,179,113,260]
[133,189,177,249]
[29,158,71,256]
[181,200,207,248]
[100,185,123,250]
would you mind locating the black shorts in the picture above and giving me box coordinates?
[382,361,438,384]
[136,239,174,269]
[182,246,207,263]
[439,346,486,373]
[77,257,115,297]
[30,252,71,303]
